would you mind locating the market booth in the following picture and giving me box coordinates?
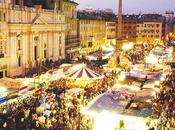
[0,78,23,103]
[85,45,115,61]
[81,85,157,130]
[126,64,165,81]
[0,77,35,103]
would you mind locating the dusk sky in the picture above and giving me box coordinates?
[74,0,175,14]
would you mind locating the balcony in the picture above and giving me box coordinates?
[65,36,80,50]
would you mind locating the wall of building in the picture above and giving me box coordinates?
[136,22,162,43]
[116,15,138,42]
[105,21,116,45]
[0,2,65,77]
[79,19,106,48]
[63,0,79,54]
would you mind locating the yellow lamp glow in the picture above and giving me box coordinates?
[118,74,126,81]
[93,110,117,130]
[122,42,134,51]
[145,56,158,64]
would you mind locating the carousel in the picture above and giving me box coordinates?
[49,64,104,89]
[63,64,104,88]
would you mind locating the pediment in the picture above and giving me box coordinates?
[32,15,48,25]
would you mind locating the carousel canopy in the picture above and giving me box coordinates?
[64,64,103,79]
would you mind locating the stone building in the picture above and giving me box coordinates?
[136,14,163,44]
[116,15,138,42]
[0,0,65,78]
[78,10,116,48]
[63,0,80,57]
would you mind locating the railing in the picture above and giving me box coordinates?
[66,37,80,43]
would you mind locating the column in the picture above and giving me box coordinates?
[61,32,65,58]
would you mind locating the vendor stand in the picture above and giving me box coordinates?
[81,85,157,130]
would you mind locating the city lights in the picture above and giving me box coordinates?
[145,55,158,64]
[92,110,117,130]
[0,0,174,130]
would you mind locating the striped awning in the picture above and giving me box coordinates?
[65,64,103,79]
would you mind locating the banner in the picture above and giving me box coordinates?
[0,96,7,103]
[19,86,28,94]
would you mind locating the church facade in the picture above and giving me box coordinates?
[0,0,65,77]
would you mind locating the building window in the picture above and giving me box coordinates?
[15,0,20,5]
[18,56,21,67]
[156,24,160,27]
[44,50,47,59]
[0,12,1,21]
[59,49,62,56]
[0,71,3,78]
[34,36,39,42]
[18,39,21,50]
[0,41,3,54]
[4,42,6,54]
[3,13,6,21]
[156,35,160,38]
[59,36,62,44]
[44,43,47,49]
[34,46,37,60]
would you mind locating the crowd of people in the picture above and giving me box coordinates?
[1,43,175,130]
[125,44,154,65]
[0,93,40,130]
[152,73,175,130]
[0,86,93,130]
[0,69,114,130]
